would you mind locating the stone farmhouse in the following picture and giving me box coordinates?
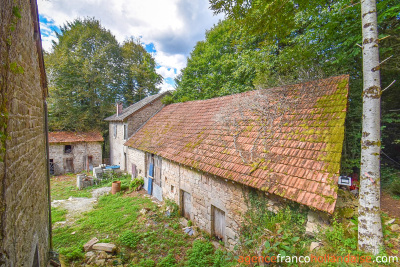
[48,131,104,175]
[124,75,349,249]
[104,92,170,172]
[0,0,50,265]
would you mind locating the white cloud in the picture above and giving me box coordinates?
[160,81,176,92]
[38,0,222,91]
[37,0,224,84]
[156,66,177,80]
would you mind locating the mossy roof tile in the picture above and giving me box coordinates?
[125,75,349,213]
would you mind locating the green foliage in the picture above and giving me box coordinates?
[129,177,144,191]
[59,246,84,262]
[185,240,215,267]
[137,258,155,267]
[172,0,400,173]
[119,231,141,249]
[390,179,400,196]
[51,207,68,224]
[164,199,180,217]
[325,216,346,248]
[157,251,177,267]
[239,191,308,259]
[121,39,162,106]
[263,233,301,258]
[171,19,266,102]
[45,18,161,132]
[185,239,234,267]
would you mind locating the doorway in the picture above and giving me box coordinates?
[212,206,225,241]
[181,190,192,220]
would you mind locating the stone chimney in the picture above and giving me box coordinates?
[116,103,123,116]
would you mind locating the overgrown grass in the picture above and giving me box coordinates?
[52,179,233,265]
[238,190,400,266]
[51,206,67,224]
[51,172,132,200]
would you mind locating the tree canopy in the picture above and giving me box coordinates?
[46,18,161,132]
[168,0,399,174]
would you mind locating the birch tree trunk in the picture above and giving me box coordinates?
[358,0,383,255]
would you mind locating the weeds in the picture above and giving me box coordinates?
[130,177,144,191]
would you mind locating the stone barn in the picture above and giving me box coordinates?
[0,0,50,265]
[49,131,103,175]
[124,75,349,249]
[104,91,170,172]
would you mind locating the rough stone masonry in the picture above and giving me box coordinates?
[0,0,50,266]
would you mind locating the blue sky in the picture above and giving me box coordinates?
[37,0,223,91]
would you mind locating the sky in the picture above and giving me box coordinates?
[37,0,223,92]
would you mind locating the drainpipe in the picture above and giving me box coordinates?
[44,100,52,250]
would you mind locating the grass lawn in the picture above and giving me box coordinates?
[51,174,233,266]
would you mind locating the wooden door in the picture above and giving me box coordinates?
[124,152,127,171]
[154,156,162,186]
[182,191,191,220]
[213,207,225,241]
[132,164,137,178]
[65,158,74,173]
[146,153,154,178]
[88,156,93,171]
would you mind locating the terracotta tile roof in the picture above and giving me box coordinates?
[49,131,104,143]
[125,75,349,213]
[104,92,170,122]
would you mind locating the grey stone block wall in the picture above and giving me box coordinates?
[126,147,146,178]
[0,0,50,265]
[49,142,102,175]
[109,97,164,170]
[124,147,249,248]
[161,159,248,249]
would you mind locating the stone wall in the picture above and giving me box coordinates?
[126,98,164,137]
[0,0,50,265]
[124,147,249,248]
[49,142,102,175]
[109,122,126,169]
[126,147,146,178]
[161,159,248,249]
[109,97,163,170]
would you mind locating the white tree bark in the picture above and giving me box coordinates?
[358,0,383,255]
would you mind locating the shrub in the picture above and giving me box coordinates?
[130,177,144,191]
[164,199,180,217]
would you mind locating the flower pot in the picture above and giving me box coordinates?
[111,181,121,194]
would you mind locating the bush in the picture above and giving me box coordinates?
[119,231,141,249]
[130,177,144,191]
[165,199,180,217]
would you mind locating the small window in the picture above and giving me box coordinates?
[124,124,128,140]
[64,145,72,153]
[171,185,174,193]
[114,124,117,138]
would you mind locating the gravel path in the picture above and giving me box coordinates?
[52,187,111,227]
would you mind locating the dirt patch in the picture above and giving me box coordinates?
[381,191,400,219]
